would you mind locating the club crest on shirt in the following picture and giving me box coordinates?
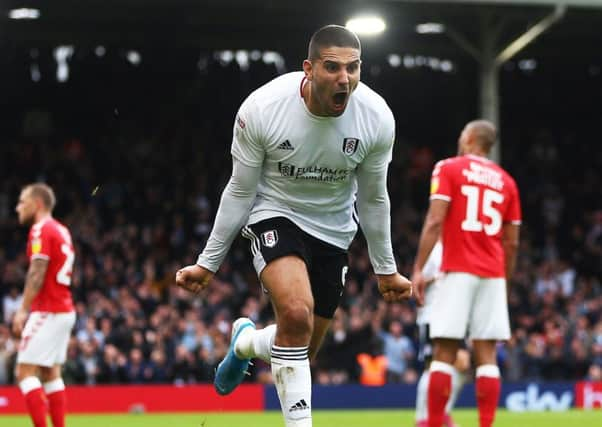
[261,230,278,248]
[342,137,360,155]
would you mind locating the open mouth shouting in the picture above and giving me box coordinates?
[332,91,348,113]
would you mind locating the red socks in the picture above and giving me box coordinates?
[20,376,67,427]
[24,388,47,427]
[475,365,501,427]
[20,377,47,427]
[46,390,66,427]
[44,378,67,427]
[427,362,453,427]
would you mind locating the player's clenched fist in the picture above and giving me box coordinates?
[377,272,413,302]
[175,264,214,294]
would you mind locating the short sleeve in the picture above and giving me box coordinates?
[430,160,452,202]
[230,96,265,167]
[30,224,52,261]
[504,177,522,225]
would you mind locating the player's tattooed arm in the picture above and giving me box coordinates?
[13,258,49,337]
[21,258,49,310]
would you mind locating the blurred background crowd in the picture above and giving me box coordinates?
[0,48,601,388]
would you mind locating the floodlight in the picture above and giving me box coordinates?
[9,8,40,20]
[416,23,445,34]
[346,16,386,35]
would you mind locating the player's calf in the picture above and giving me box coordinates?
[19,376,48,427]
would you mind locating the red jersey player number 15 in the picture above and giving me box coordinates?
[430,154,521,278]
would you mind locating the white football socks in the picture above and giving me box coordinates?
[19,376,42,395]
[446,366,466,413]
[234,324,312,426]
[416,365,466,422]
[271,345,312,427]
[415,370,429,422]
[235,324,277,363]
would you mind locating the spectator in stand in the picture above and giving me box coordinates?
[3,286,22,324]
[96,344,128,384]
[0,324,17,385]
[380,319,415,383]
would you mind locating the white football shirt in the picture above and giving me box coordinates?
[198,71,397,274]
[233,72,394,247]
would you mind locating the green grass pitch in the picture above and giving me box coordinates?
[1,409,599,426]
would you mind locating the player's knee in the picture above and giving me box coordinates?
[433,339,460,364]
[278,302,313,340]
[39,366,58,382]
[14,364,35,382]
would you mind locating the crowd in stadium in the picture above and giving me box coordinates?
[0,57,600,388]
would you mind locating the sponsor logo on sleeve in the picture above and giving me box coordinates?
[236,115,246,129]
[430,177,440,194]
[31,238,42,254]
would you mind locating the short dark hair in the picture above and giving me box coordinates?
[25,182,56,211]
[308,25,361,60]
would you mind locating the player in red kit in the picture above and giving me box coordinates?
[412,121,521,427]
[13,183,76,427]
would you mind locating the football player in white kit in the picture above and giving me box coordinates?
[176,25,412,426]
[414,241,469,427]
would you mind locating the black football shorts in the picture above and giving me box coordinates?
[242,216,348,319]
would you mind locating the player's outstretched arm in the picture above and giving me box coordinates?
[175,160,260,294]
[193,159,261,273]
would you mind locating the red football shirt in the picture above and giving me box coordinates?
[27,217,75,312]
[430,154,522,278]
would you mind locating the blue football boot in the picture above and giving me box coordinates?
[214,317,256,395]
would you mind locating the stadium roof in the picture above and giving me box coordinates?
[1,0,601,65]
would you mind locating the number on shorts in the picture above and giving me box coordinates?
[460,185,504,236]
